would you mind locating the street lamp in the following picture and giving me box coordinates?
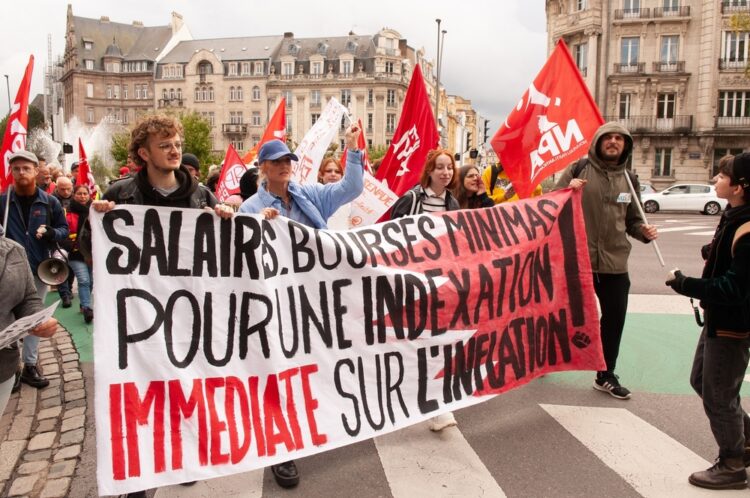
[4,74,10,117]
[434,19,441,125]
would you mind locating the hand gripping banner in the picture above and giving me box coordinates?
[91,189,603,495]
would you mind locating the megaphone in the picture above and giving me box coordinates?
[37,248,70,286]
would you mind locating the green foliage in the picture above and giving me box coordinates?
[730,13,750,78]
[110,131,130,165]
[89,154,112,187]
[180,112,220,176]
[0,105,47,139]
[368,144,389,163]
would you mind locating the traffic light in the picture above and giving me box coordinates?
[466,131,472,150]
[62,142,73,154]
[483,121,490,144]
[469,148,478,159]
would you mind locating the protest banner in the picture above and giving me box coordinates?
[490,40,603,199]
[91,188,603,494]
[291,97,349,185]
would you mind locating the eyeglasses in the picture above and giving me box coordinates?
[156,141,183,152]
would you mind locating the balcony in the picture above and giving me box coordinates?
[613,62,646,74]
[198,74,211,84]
[716,116,750,128]
[614,8,651,20]
[158,98,183,108]
[719,58,748,71]
[652,61,686,73]
[653,6,690,17]
[222,123,248,135]
[605,115,693,133]
[309,102,321,110]
[721,2,750,14]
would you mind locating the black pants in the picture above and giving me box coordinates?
[593,272,630,374]
[690,328,750,458]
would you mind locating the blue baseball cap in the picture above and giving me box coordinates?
[258,140,298,164]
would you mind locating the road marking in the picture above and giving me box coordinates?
[540,404,744,497]
[656,226,708,233]
[374,418,506,497]
[154,469,264,497]
[687,231,717,236]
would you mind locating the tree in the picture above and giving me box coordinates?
[368,144,388,163]
[110,131,130,165]
[730,13,750,78]
[180,112,221,175]
[0,105,47,140]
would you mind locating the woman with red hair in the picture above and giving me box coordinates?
[390,148,460,219]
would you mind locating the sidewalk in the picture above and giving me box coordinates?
[0,298,89,498]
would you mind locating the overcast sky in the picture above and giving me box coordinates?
[0,0,547,135]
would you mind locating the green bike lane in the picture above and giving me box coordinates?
[51,293,747,397]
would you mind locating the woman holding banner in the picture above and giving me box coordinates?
[63,184,94,323]
[453,165,494,210]
[240,125,364,489]
[389,149,460,219]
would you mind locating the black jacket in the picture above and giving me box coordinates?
[678,204,750,338]
[103,166,217,209]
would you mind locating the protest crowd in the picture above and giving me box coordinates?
[0,39,748,497]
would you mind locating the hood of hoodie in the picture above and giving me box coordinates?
[134,165,198,207]
[588,122,634,171]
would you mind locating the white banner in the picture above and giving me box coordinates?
[346,172,398,227]
[291,97,349,185]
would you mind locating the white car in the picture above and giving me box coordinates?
[641,183,727,215]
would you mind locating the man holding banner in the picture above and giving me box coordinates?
[555,122,658,400]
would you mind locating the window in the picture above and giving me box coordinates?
[385,61,395,73]
[231,139,244,151]
[621,37,640,70]
[367,89,374,105]
[657,93,675,118]
[386,113,396,133]
[176,88,182,100]
[367,139,373,149]
[311,113,320,126]
[252,135,260,146]
[341,60,353,75]
[254,62,264,75]
[122,110,129,125]
[282,90,293,108]
[123,85,128,99]
[84,41,93,50]
[282,62,294,77]
[574,43,588,74]
[106,85,112,99]
[576,0,587,11]
[252,111,261,126]
[724,31,749,65]
[660,36,679,64]
[310,90,321,105]
[201,111,216,127]
[340,115,347,131]
[135,85,142,100]
[230,111,243,124]
[198,61,213,75]
[367,113,373,131]
[252,86,261,101]
[654,148,672,177]
[84,59,94,70]
[86,107,94,123]
[618,93,633,118]
[341,89,351,107]
[623,0,640,15]
[228,62,238,76]
[114,85,120,99]
[311,61,323,76]
[229,86,243,101]
[86,83,93,98]
[286,113,292,134]
[241,62,250,75]
[663,0,679,12]
[386,89,396,107]
[719,91,750,117]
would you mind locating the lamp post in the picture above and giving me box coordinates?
[434,19,441,125]
[4,74,10,117]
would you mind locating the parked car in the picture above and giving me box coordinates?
[641,183,727,215]
[640,182,656,194]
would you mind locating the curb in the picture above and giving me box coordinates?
[0,326,87,497]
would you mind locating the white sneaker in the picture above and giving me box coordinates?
[429,412,457,432]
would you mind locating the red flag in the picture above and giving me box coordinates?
[374,64,439,197]
[340,118,372,174]
[215,144,248,202]
[490,40,604,199]
[0,55,34,192]
[241,98,286,165]
[76,138,96,194]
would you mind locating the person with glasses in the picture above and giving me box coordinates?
[238,125,365,489]
[453,165,494,210]
[88,114,233,498]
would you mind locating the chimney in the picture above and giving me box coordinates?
[100,16,110,23]
[132,20,143,27]
[284,32,294,39]
[171,11,184,34]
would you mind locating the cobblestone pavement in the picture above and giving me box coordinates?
[0,326,87,498]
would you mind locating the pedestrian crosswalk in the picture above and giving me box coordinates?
[152,397,745,497]
[651,217,718,238]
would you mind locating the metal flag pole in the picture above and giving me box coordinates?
[2,185,11,237]
[623,170,665,267]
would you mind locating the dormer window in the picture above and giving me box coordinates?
[288,43,299,55]
[84,59,94,70]
[84,41,93,50]
[341,60,353,74]
[346,41,358,52]
[318,42,329,55]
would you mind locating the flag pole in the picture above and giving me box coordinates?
[2,185,11,237]
[623,170,665,267]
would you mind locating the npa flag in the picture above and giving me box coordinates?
[341,118,373,175]
[76,138,96,194]
[490,40,603,199]
[0,55,34,192]
[374,64,438,197]
[215,144,247,202]
[241,98,286,165]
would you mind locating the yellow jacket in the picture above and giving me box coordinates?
[482,166,542,204]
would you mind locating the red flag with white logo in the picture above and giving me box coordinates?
[0,55,34,192]
[216,144,248,202]
[341,118,372,174]
[375,64,438,197]
[241,98,286,165]
[76,138,96,194]
[490,40,603,199]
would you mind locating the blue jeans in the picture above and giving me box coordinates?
[22,277,48,365]
[69,260,93,309]
[690,328,750,458]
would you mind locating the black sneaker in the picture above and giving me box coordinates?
[593,374,631,400]
[61,296,72,308]
[82,307,93,323]
[11,370,21,393]
[20,364,49,389]
[271,460,300,488]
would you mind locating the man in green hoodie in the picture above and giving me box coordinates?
[555,122,658,400]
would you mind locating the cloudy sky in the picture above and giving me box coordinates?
[0,0,548,135]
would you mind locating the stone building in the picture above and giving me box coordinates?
[60,5,191,128]
[545,0,750,189]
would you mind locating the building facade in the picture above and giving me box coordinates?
[546,0,750,189]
